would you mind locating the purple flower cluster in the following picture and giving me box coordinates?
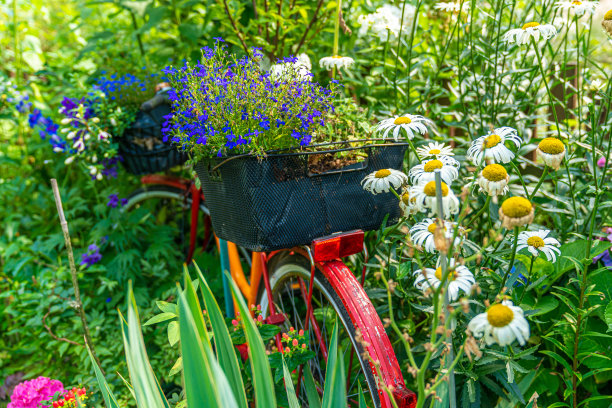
[8,376,64,408]
[28,109,67,153]
[107,193,127,208]
[80,243,102,268]
[594,227,612,270]
[8,93,32,113]
[162,42,338,157]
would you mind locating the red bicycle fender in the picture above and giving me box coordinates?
[319,260,417,408]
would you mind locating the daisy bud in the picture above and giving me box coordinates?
[603,10,612,36]
[536,137,565,170]
[498,197,534,229]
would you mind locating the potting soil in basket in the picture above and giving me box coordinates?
[195,144,407,252]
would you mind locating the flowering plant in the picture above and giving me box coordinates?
[162,41,340,159]
[8,377,64,408]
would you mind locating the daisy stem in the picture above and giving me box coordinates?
[508,161,530,197]
[531,38,561,140]
[529,166,548,200]
[501,226,520,291]
[393,0,409,111]
[467,195,491,225]
[389,186,402,201]
[518,256,535,304]
[406,138,422,164]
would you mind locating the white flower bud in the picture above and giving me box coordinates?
[60,127,71,134]
[61,117,72,125]
[110,118,117,126]
[92,117,100,123]
[96,173,103,181]
[66,131,76,140]
[92,154,98,163]
[83,133,91,141]
[64,156,75,165]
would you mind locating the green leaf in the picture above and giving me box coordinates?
[183,266,211,350]
[227,271,277,408]
[282,356,300,408]
[194,262,248,408]
[143,312,176,326]
[303,363,322,408]
[121,282,170,408]
[86,344,121,408]
[321,317,347,408]
[177,284,223,407]
[167,321,179,346]
[358,382,367,408]
[605,301,612,333]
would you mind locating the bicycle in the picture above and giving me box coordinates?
[122,94,417,408]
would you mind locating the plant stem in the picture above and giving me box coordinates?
[501,227,519,290]
[518,256,535,304]
[332,0,341,79]
[50,179,103,372]
[529,166,548,200]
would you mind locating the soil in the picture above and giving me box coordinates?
[307,152,365,174]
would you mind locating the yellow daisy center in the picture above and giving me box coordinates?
[424,181,449,197]
[482,164,508,182]
[538,137,565,154]
[423,159,444,173]
[501,197,533,218]
[522,22,541,30]
[375,169,392,178]
[484,134,502,148]
[487,304,515,327]
[434,267,457,281]
[394,116,412,125]
[401,192,411,205]
[427,223,438,234]
[572,0,582,4]
[605,9,612,20]
[527,236,545,248]
[429,149,441,154]
[332,55,342,59]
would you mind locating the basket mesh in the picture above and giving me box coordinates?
[195,144,407,251]
[118,103,188,175]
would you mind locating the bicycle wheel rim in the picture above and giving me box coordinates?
[259,258,380,407]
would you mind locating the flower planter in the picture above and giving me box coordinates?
[194,143,408,252]
[118,102,188,175]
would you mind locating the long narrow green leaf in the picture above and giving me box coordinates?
[358,382,366,408]
[85,345,120,408]
[321,317,347,408]
[121,282,170,408]
[116,371,136,401]
[177,284,223,407]
[183,265,212,350]
[304,364,322,408]
[282,356,300,408]
[194,262,248,408]
[227,271,277,408]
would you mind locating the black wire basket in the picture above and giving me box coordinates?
[118,102,188,175]
[194,142,408,252]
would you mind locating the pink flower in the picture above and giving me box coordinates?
[598,157,607,168]
[8,377,65,408]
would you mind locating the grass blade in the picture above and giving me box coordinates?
[227,271,277,408]
[194,262,248,408]
[85,344,121,408]
[177,284,223,407]
[283,356,300,408]
[121,282,170,408]
[304,363,322,408]
[321,317,347,408]
[358,382,366,408]
[183,265,212,350]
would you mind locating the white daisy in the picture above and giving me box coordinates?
[375,114,434,141]
[498,196,534,229]
[604,10,612,36]
[409,158,459,185]
[468,300,530,346]
[502,22,558,46]
[434,1,469,13]
[477,163,509,196]
[409,181,460,218]
[467,127,522,164]
[357,4,416,41]
[555,0,598,16]
[414,259,475,301]
[400,189,418,216]
[362,168,408,194]
[410,218,464,253]
[416,142,455,160]
[319,56,355,71]
[517,230,561,262]
[536,137,566,170]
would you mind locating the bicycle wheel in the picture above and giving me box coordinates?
[258,252,414,408]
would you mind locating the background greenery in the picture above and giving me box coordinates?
[1,0,611,407]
